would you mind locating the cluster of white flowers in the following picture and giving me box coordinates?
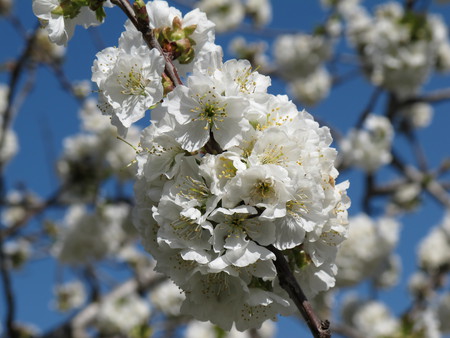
[52,203,132,264]
[197,0,271,32]
[57,98,140,199]
[339,114,394,172]
[273,33,332,105]
[134,54,350,329]
[92,0,216,133]
[418,212,450,273]
[52,281,86,312]
[335,213,401,288]
[96,293,151,335]
[345,2,450,97]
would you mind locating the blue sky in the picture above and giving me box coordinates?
[2,1,450,337]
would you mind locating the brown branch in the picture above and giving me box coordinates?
[401,88,450,107]
[266,245,331,338]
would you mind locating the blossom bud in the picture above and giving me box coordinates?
[133,0,149,25]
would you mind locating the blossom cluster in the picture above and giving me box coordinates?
[339,114,394,173]
[32,0,350,332]
[345,2,450,97]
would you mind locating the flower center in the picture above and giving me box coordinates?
[119,65,149,96]
[190,92,228,129]
[170,215,202,241]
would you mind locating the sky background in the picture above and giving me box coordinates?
[1,1,450,337]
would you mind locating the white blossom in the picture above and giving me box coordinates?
[52,204,130,264]
[418,212,450,272]
[52,281,86,312]
[402,102,434,129]
[274,33,332,80]
[288,67,331,106]
[341,296,400,338]
[335,214,401,287]
[345,2,450,97]
[245,0,272,27]
[32,0,108,45]
[150,279,185,316]
[339,114,394,172]
[96,293,150,335]
[197,0,245,32]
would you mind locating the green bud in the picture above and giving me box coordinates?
[51,0,82,19]
[133,0,149,24]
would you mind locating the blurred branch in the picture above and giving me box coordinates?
[1,185,66,239]
[401,88,450,107]
[391,152,450,209]
[0,230,17,338]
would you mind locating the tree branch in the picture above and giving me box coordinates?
[266,245,331,338]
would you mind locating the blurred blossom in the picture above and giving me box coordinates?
[229,37,269,69]
[150,279,185,317]
[408,271,430,296]
[389,182,422,213]
[197,0,245,32]
[335,213,401,287]
[3,238,31,269]
[344,2,450,97]
[418,212,450,272]
[96,293,150,335]
[411,308,441,338]
[245,0,272,27]
[57,98,139,200]
[401,102,434,129]
[341,296,400,338]
[72,79,92,99]
[288,67,331,106]
[52,204,131,264]
[1,190,39,227]
[339,114,394,172]
[321,0,361,15]
[31,28,66,64]
[52,281,86,312]
[185,320,276,338]
[274,33,332,79]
